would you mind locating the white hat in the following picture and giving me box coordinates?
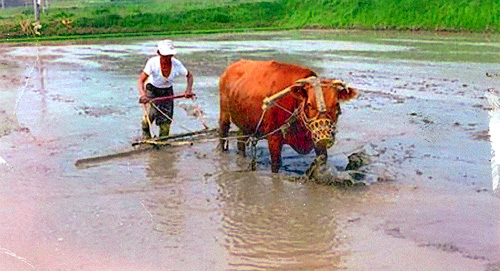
[157,40,177,55]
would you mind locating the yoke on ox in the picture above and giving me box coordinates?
[218,60,358,173]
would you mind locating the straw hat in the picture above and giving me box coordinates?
[157,40,177,55]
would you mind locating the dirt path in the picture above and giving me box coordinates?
[0,30,500,270]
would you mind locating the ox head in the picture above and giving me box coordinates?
[291,77,358,150]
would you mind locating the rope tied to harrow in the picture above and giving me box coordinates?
[245,98,305,170]
[149,98,208,135]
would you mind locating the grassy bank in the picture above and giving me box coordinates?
[0,0,286,39]
[282,0,500,32]
[1,0,499,40]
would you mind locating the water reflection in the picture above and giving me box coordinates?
[37,57,48,126]
[140,148,230,269]
[214,170,343,270]
[142,149,185,237]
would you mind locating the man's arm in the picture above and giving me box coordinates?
[138,71,149,103]
[185,71,194,95]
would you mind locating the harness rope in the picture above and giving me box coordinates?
[253,103,303,141]
[245,101,305,169]
[148,101,241,142]
[150,101,198,134]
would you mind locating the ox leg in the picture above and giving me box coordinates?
[315,148,328,158]
[218,111,231,152]
[237,132,247,156]
[314,148,329,167]
[268,134,283,173]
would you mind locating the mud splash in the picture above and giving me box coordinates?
[293,144,397,186]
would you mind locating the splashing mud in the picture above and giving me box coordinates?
[293,144,397,186]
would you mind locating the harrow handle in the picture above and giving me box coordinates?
[151,93,195,103]
[139,93,195,104]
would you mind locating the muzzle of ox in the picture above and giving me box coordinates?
[304,117,336,149]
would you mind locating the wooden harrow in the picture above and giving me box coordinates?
[74,128,238,167]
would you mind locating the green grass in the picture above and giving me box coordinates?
[1,0,286,38]
[1,0,500,40]
[281,0,500,32]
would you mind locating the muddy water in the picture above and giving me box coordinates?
[1,30,500,270]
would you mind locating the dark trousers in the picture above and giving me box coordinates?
[143,84,174,126]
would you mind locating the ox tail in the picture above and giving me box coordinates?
[217,69,232,151]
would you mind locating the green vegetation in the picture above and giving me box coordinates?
[0,0,286,39]
[282,0,500,32]
[1,0,499,40]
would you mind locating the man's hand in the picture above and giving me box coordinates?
[185,92,195,99]
[139,95,150,104]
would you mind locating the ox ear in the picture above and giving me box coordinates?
[338,86,358,102]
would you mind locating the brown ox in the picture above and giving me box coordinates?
[218,60,357,173]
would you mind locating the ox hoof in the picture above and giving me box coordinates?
[248,160,257,171]
[217,141,229,152]
[237,149,246,157]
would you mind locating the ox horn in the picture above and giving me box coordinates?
[288,76,327,113]
[308,77,326,114]
[262,77,313,111]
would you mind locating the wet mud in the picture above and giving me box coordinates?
[1,30,500,270]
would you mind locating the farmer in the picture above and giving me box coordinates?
[138,39,194,139]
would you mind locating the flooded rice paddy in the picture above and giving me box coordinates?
[0,30,500,270]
